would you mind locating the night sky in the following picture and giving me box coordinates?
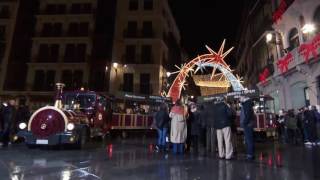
[170,0,245,67]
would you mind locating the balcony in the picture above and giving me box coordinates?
[272,34,320,77]
[123,30,155,39]
[121,54,154,64]
[119,84,153,95]
[0,11,10,19]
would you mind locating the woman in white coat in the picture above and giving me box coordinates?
[170,99,187,154]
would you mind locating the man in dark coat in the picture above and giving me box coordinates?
[203,101,216,155]
[154,103,170,151]
[304,106,318,145]
[240,96,255,160]
[189,103,201,153]
[0,99,16,147]
[213,98,233,159]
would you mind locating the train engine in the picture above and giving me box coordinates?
[17,83,110,148]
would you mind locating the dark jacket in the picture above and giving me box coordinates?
[189,111,201,136]
[16,105,30,123]
[204,102,215,128]
[240,99,254,128]
[213,102,232,129]
[304,110,317,125]
[1,105,16,131]
[155,110,170,129]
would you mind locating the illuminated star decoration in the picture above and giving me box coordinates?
[205,40,234,79]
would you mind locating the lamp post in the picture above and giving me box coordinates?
[105,65,108,91]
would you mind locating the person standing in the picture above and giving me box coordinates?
[213,98,233,160]
[284,109,298,144]
[170,99,187,154]
[240,96,255,160]
[304,106,318,146]
[0,99,16,147]
[189,103,201,154]
[204,101,217,155]
[154,103,170,152]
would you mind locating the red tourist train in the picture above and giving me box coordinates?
[17,84,170,148]
[17,83,112,148]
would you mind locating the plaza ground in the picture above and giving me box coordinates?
[0,138,319,180]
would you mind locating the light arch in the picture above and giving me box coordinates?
[167,40,244,102]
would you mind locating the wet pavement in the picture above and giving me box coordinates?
[0,138,319,180]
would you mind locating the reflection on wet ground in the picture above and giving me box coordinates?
[0,139,319,180]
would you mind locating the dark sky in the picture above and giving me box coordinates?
[169,0,245,66]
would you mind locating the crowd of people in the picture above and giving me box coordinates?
[0,98,30,147]
[277,105,320,146]
[153,96,256,160]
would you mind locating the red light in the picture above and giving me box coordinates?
[107,144,113,158]
[268,154,273,166]
[259,152,264,162]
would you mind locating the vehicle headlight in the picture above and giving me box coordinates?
[19,122,27,130]
[67,123,75,131]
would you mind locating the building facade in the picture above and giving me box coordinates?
[0,0,116,109]
[0,0,19,97]
[237,0,320,113]
[109,0,182,97]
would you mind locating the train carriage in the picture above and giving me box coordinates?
[17,83,112,148]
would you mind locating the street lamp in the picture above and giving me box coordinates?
[105,66,108,72]
[113,62,118,69]
[302,23,316,34]
[266,33,273,43]
[166,72,171,77]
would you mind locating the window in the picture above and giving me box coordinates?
[142,21,153,37]
[0,5,9,18]
[144,0,153,10]
[140,73,150,94]
[123,73,134,92]
[288,28,300,51]
[57,4,66,14]
[299,16,307,42]
[45,4,55,14]
[82,3,92,13]
[126,21,138,38]
[129,0,138,10]
[50,44,59,62]
[0,42,5,60]
[125,45,136,63]
[53,23,62,36]
[64,44,76,62]
[313,6,320,34]
[71,4,81,14]
[67,23,78,36]
[73,70,83,89]
[45,70,56,90]
[41,23,52,37]
[62,70,73,90]
[141,45,152,64]
[0,26,5,40]
[76,44,87,62]
[38,44,50,62]
[79,22,89,36]
[90,71,105,91]
[33,70,45,91]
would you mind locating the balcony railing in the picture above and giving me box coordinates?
[121,54,154,64]
[272,35,320,76]
[120,84,153,95]
[123,29,155,38]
